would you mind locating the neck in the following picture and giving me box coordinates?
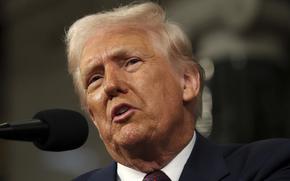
[108,109,196,173]
[111,127,194,172]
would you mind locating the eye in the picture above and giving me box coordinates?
[87,74,103,87]
[124,57,143,72]
[125,57,141,66]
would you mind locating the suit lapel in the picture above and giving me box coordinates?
[179,132,229,181]
[88,162,117,181]
[86,133,229,181]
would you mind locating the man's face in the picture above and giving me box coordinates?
[79,27,195,158]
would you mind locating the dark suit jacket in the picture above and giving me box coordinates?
[73,132,290,181]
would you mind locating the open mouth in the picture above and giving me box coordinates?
[115,106,130,116]
[111,104,135,123]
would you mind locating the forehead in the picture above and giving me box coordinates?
[81,26,159,65]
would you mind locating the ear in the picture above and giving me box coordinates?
[182,64,200,102]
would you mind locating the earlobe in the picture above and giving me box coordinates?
[182,65,200,102]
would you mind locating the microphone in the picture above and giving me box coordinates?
[0,109,89,151]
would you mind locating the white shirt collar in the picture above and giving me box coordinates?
[117,131,196,181]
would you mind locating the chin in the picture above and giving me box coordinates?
[114,124,149,149]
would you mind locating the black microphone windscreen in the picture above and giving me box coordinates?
[33,109,88,151]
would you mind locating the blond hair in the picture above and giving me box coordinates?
[65,2,204,119]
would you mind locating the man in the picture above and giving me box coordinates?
[66,2,290,181]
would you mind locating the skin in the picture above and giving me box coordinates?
[79,26,200,172]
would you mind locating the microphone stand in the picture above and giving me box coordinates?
[0,120,48,142]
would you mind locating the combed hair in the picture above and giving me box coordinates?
[65,2,204,119]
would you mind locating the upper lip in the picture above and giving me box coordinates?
[110,103,134,120]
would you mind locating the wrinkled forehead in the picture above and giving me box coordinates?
[84,27,148,52]
[80,25,168,66]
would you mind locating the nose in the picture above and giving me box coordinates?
[103,67,127,99]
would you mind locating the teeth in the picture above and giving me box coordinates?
[116,106,129,116]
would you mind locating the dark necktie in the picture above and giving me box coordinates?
[143,170,171,181]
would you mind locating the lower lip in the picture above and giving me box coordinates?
[113,108,135,123]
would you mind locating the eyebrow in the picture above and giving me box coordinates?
[81,46,153,80]
[81,48,132,78]
[86,47,142,67]
[109,48,132,61]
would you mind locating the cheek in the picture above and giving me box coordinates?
[88,101,112,142]
[87,88,105,111]
[149,68,182,101]
[136,67,183,118]
[86,92,107,126]
[86,91,115,141]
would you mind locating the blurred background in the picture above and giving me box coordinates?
[0,0,289,180]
